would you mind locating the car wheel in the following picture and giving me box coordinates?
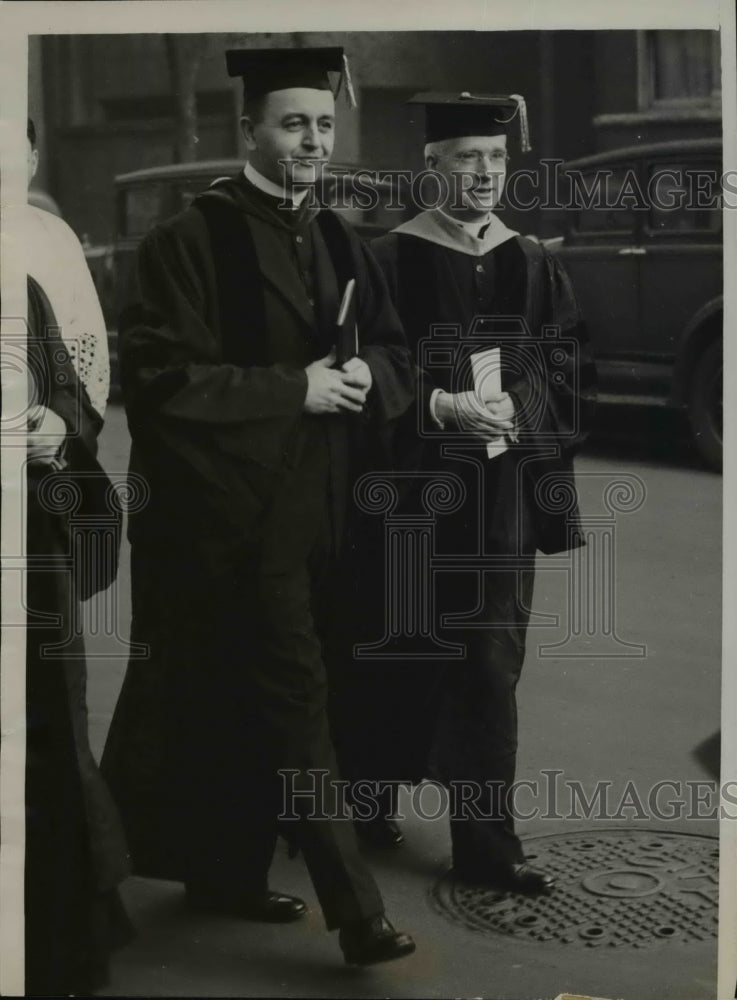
[688,340,722,472]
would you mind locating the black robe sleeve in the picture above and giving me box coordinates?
[120,212,308,474]
[505,244,597,455]
[370,231,438,439]
[351,231,416,427]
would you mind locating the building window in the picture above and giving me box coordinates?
[639,30,721,111]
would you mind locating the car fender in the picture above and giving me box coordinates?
[670,295,723,407]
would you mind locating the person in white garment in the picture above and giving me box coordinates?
[24,116,110,421]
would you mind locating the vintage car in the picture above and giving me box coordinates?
[103,144,724,471]
[547,137,723,470]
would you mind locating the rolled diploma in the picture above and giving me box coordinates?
[470,347,508,459]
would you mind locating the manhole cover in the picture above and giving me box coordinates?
[431,829,718,948]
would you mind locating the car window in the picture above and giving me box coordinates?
[123,184,165,238]
[647,162,722,235]
[571,167,639,237]
[122,178,219,237]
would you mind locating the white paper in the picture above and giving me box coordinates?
[470,346,508,459]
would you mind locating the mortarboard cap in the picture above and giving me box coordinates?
[410,91,531,152]
[226,46,356,107]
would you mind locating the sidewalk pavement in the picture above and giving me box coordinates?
[88,405,720,999]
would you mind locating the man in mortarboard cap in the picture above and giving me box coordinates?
[101,46,416,966]
[333,92,596,891]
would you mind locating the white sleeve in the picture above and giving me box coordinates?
[429,387,446,429]
[63,226,110,419]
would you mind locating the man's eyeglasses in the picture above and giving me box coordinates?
[451,150,510,168]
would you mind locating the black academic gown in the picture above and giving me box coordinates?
[335,218,596,867]
[101,175,414,928]
[25,277,132,996]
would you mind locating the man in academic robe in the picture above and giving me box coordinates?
[339,92,596,890]
[101,47,416,966]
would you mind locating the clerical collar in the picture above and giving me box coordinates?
[243,162,309,208]
[437,205,492,239]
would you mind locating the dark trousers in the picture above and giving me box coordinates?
[165,436,383,930]
[429,563,535,867]
[429,451,538,868]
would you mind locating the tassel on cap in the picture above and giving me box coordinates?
[341,53,357,109]
[493,93,531,153]
[509,94,530,153]
[225,46,354,106]
[409,91,531,151]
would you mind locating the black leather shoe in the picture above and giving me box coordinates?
[354,816,404,848]
[339,914,416,966]
[453,861,556,895]
[186,885,307,923]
